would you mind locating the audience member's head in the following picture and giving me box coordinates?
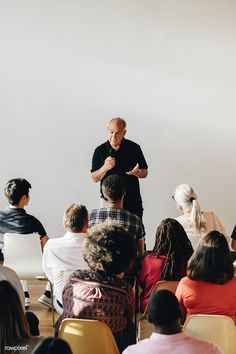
[0,280,30,350]
[102,174,125,202]
[148,290,181,333]
[63,203,88,233]
[83,220,134,275]
[187,230,234,284]
[153,218,193,279]
[32,337,72,354]
[4,178,31,206]
[172,184,204,233]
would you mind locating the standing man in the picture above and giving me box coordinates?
[91,118,148,219]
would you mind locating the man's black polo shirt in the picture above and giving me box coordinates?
[91,138,148,217]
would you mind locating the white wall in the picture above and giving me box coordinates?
[0,0,235,248]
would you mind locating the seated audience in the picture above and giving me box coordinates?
[89,174,145,257]
[123,290,223,354]
[0,178,49,308]
[42,203,88,313]
[139,219,193,313]
[173,184,225,249]
[0,280,42,354]
[231,225,236,251]
[176,231,236,323]
[55,220,136,353]
[32,337,72,354]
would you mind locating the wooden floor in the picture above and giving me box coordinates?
[26,279,60,337]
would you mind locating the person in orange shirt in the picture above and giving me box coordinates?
[176,231,236,323]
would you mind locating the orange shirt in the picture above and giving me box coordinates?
[176,276,236,323]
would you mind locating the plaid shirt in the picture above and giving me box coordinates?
[89,208,145,241]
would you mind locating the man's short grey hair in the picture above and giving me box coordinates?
[63,203,88,233]
[109,117,126,129]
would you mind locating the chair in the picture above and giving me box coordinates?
[182,314,236,354]
[3,233,54,325]
[149,280,179,297]
[58,318,120,354]
[137,280,179,341]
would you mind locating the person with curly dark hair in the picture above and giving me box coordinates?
[55,220,136,353]
[139,218,193,313]
[176,231,236,324]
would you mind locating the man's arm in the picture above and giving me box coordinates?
[41,235,49,249]
[91,156,115,182]
[231,239,236,251]
[137,238,145,256]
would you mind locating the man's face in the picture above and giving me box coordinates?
[108,120,126,150]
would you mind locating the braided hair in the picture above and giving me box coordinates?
[153,218,193,280]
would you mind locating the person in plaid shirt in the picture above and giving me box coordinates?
[89,174,145,257]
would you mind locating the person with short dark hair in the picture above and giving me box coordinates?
[55,220,136,353]
[176,231,236,324]
[0,280,42,354]
[89,174,145,256]
[42,203,88,313]
[0,178,49,308]
[139,219,193,313]
[32,337,72,354]
[123,290,222,354]
[91,118,148,219]
[0,178,48,256]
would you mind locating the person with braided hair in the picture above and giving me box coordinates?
[139,219,193,313]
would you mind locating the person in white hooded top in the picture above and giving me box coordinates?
[172,184,225,249]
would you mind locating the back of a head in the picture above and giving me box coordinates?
[83,220,134,275]
[153,219,193,281]
[32,337,72,354]
[4,178,31,205]
[63,203,88,232]
[148,289,181,327]
[187,230,234,284]
[102,174,125,202]
[153,218,193,256]
[173,184,204,233]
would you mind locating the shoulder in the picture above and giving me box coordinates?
[93,142,108,153]
[178,276,190,286]
[181,333,223,353]
[123,339,151,354]
[43,236,63,250]
[123,139,141,149]
[0,265,19,281]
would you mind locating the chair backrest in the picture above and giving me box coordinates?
[138,280,180,341]
[3,233,44,279]
[150,280,180,296]
[59,318,119,354]
[182,314,236,354]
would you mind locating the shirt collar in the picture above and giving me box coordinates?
[64,231,86,239]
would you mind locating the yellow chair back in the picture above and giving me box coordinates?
[183,314,236,354]
[59,318,120,354]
